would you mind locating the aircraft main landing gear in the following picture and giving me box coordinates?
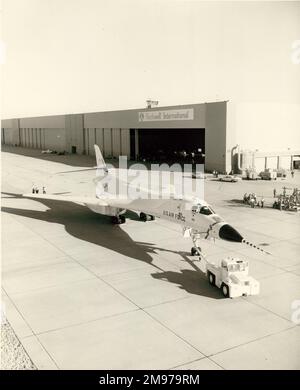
[111,215,126,224]
[140,212,155,222]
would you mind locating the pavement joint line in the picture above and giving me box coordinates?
[32,307,141,338]
[97,265,156,279]
[144,295,298,367]
[208,324,298,362]
[283,268,300,277]
[6,274,132,298]
[142,308,210,361]
[2,212,76,257]
[34,334,61,370]
[141,295,191,311]
[62,249,219,363]
[65,244,213,362]
[3,273,97,297]
[1,286,60,370]
[99,265,177,281]
[242,294,298,324]
[47,236,151,313]
[168,356,207,370]
[4,204,183,281]
[2,257,73,274]
[169,355,225,371]
[3,211,158,366]
[1,256,73,273]
[149,254,189,271]
[27,220,178,253]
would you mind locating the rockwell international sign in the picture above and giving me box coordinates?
[138,108,194,122]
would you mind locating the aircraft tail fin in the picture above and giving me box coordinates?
[94,145,109,196]
[94,145,107,172]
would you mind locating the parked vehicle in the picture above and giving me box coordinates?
[206,257,260,298]
[219,175,239,182]
[259,169,277,180]
[243,169,261,180]
[274,168,287,178]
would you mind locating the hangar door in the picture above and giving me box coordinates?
[134,128,205,163]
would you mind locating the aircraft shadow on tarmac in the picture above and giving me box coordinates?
[1,192,223,299]
[225,199,251,208]
[151,255,223,299]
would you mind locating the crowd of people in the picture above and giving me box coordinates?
[273,187,300,211]
[32,185,46,194]
[243,187,299,211]
[243,193,265,208]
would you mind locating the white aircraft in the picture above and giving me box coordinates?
[23,145,268,256]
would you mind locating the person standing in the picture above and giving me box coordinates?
[273,188,276,198]
[261,198,265,208]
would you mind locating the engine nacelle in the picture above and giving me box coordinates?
[85,203,125,216]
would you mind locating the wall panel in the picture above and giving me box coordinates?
[95,129,104,153]
[103,128,112,157]
[44,129,66,151]
[121,129,130,156]
[112,128,121,157]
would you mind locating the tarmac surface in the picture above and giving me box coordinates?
[1,146,300,369]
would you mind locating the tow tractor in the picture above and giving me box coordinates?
[206,257,259,298]
[191,248,260,298]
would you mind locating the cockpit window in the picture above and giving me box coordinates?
[192,204,215,215]
[200,206,213,215]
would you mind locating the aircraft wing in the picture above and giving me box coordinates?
[23,192,171,214]
[22,193,109,207]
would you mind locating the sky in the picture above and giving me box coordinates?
[1,0,300,121]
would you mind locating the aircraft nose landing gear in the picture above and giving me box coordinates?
[140,212,155,222]
[189,230,202,257]
[111,215,126,224]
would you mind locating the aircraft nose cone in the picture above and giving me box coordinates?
[219,224,243,242]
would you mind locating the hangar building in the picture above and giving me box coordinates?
[1,101,298,173]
